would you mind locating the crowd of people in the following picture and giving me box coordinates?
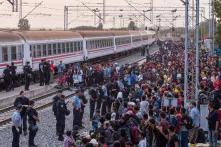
[10,40,221,147]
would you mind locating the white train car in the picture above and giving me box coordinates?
[0,31,24,76]
[0,30,155,77]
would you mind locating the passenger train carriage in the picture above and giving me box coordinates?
[0,30,155,77]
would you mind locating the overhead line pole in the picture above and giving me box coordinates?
[195,0,200,100]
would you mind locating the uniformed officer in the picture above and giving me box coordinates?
[3,65,11,91]
[23,61,32,91]
[44,60,51,85]
[27,100,39,147]
[89,87,97,120]
[14,91,30,136]
[10,62,17,90]
[56,95,70,141]
[39,59,45,86]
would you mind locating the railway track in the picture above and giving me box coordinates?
[0,53,146,126]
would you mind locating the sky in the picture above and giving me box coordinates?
[0,0,210,29]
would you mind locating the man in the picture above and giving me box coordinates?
[189,101,200,127]
[44,60,51,85]
[39,59,45,86]
[52,90,62,135]
[207,101,219,147]
[3,65,11,91]
[72,90,82,128]
[10,62,17,90]
[23,61,32,91]
[89,87,97,120]
[14,91,30,136]
[12,104,22,147]
[56,95,70,141]
[27,100,39,147]
[57,61,65,81]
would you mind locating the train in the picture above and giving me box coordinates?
[0,30,155,77]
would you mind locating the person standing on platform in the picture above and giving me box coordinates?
[39,59,45,86]
[11,104,22,147]
[72,90,82,128]
[56,95,70,141]
[10,62,17,90]
[3,65,11,91]
[44,60,51,85]
[189,101,200,128]
[58,61,65,82]
[23,61,32,91]
[50,61,55,83]
[89,87,97,120]
[27,100,39,147]
[14,91,30,136]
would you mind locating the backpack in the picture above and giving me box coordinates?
[130,125,140,145]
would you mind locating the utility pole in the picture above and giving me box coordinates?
[19,0,22,19]
[212,0,215,54]
[103,0,105,25]
[195,0,200,100]
[184,0,189,107]
[64,6,68,30]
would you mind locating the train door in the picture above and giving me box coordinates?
[23,42,32,67]
[83,38,88,61]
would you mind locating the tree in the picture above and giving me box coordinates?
[128,21,137,30]
[18,18,30,30]
[214,0,221,45]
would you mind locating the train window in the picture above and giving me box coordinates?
[17,45,23,60]
[53,44,57,55]
[57,43,61,54]
[66,42,70,53]
[48,44,52,56]
[36,45,41,57]
[43,44,47,56]
[32,45,36,58]
[80,42,83,50]
[2,46,8,62]
[11,46,17,60]
[74,42,77,51]
[62,43,65,53]
[70,42,74,52]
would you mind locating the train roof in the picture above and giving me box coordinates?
[78,31,114,38]
[0,31,23,44]
[17,31,82,42]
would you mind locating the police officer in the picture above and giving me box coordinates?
[27,100,39,147]
[23,61,32,91]
[44,60,51,85]
[14,91,30,136]
[56,95,70,141]
[10,62,17,90]
[3,65,11,91]
[52,90,62,135]
[39,59,45,86]
[11,104,22,147]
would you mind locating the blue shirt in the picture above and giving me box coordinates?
[72,96,81,110]
[12,111,22,127]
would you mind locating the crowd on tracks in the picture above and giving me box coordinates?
[10,40,221,147]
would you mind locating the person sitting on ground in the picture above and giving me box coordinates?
[63,130,76,147]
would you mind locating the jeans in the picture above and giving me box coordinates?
[180,130,188,147]
[28,125,38,146]
[12,126,20,147]
[209,130,217,147]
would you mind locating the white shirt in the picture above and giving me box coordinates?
[138,138,146,147]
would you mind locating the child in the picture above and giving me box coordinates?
[64,131,76,147]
